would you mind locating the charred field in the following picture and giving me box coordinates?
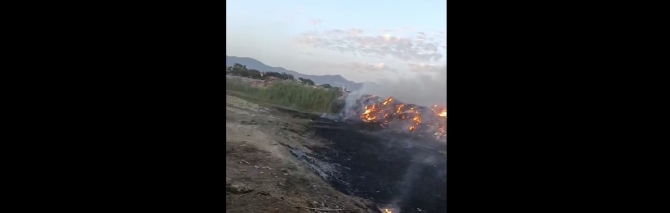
[275,107,446,213]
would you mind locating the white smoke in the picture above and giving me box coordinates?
[347,69,446,108]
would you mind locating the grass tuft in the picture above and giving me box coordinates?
[226,78,341,113]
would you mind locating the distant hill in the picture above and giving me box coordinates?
[226,55,364,91]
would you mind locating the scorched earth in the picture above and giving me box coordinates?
[225,94,380,213]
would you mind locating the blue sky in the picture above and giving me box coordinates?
[226,0,446,86]
[227,0,446,35]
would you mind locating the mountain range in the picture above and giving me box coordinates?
[226,55,364,91]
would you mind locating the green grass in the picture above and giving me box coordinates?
[226,78,340,113]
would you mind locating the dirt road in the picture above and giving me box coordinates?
[226,94,379,213]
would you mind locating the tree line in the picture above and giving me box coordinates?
[226,63,324,87]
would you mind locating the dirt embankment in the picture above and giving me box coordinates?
[226,95,379,213]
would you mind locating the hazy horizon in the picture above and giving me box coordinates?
[226,0,446,105]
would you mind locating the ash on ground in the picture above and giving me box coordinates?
[279,107,446,213]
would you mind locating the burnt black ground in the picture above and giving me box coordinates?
[274,107,446,213]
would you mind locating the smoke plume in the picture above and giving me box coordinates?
[346,68,446,109]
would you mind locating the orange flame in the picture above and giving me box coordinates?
[439,108,446,117]
[382,97,394,106]
[355,96,446,139]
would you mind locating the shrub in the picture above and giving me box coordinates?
[226,78,340,113]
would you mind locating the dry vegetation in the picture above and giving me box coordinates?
[226,76,344,114]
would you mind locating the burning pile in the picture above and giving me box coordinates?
[342,95,446,140]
